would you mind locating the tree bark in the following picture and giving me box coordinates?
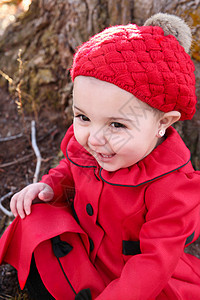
[134,0,200,170]
[0,0,199,168]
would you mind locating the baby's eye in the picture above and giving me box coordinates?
[75,114,90,122]
[110,122,126,128]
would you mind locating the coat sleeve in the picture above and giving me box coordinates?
[95,170,200,300]
[41,158,75,203]
[41,126,75,203]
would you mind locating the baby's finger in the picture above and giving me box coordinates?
[16,195,26,219]
[38,186,54,201]
[10,192,20,217]
[23,190,35,216]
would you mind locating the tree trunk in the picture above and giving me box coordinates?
[0,0,199,168]
[134,0,200,170]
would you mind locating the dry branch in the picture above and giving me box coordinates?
[0,191,14,217]
[0,133,23,142]
[31,120,42,183]
[0,153,34,168]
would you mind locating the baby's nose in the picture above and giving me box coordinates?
[88,127,107,146]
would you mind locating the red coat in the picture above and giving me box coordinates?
[1,125,200,299]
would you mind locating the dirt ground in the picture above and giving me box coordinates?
[0,86,68,222]
[0,87,200,298]
[0,86,68,298]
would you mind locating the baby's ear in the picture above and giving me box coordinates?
[159,111,181,130]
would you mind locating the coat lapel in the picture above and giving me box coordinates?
[63,125,191,187]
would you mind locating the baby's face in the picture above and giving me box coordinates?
[73,76,160,172]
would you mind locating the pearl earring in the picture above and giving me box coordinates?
[158,129,165,137]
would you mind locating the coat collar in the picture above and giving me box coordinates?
[61,125,191,187]
[61,125,98,168]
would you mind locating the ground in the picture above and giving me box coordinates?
[0,86,68,299]
[0,87,200,299]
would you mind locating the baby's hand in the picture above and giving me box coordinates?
[10,183,54,219]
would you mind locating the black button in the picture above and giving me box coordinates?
[86,203,93,216]
[89,237,94,252]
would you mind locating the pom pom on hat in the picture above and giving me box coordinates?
[71,13,196,120]
[144,13,192,54]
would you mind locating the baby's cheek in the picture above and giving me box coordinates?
[74,128,87,148]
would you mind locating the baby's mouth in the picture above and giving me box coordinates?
[87,146,116,161]
[99,153,115,158]
[95,152,116,162]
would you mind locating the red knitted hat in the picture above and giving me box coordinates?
[71,13,196,120]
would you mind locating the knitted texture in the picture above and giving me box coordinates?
[71,24,196,120]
